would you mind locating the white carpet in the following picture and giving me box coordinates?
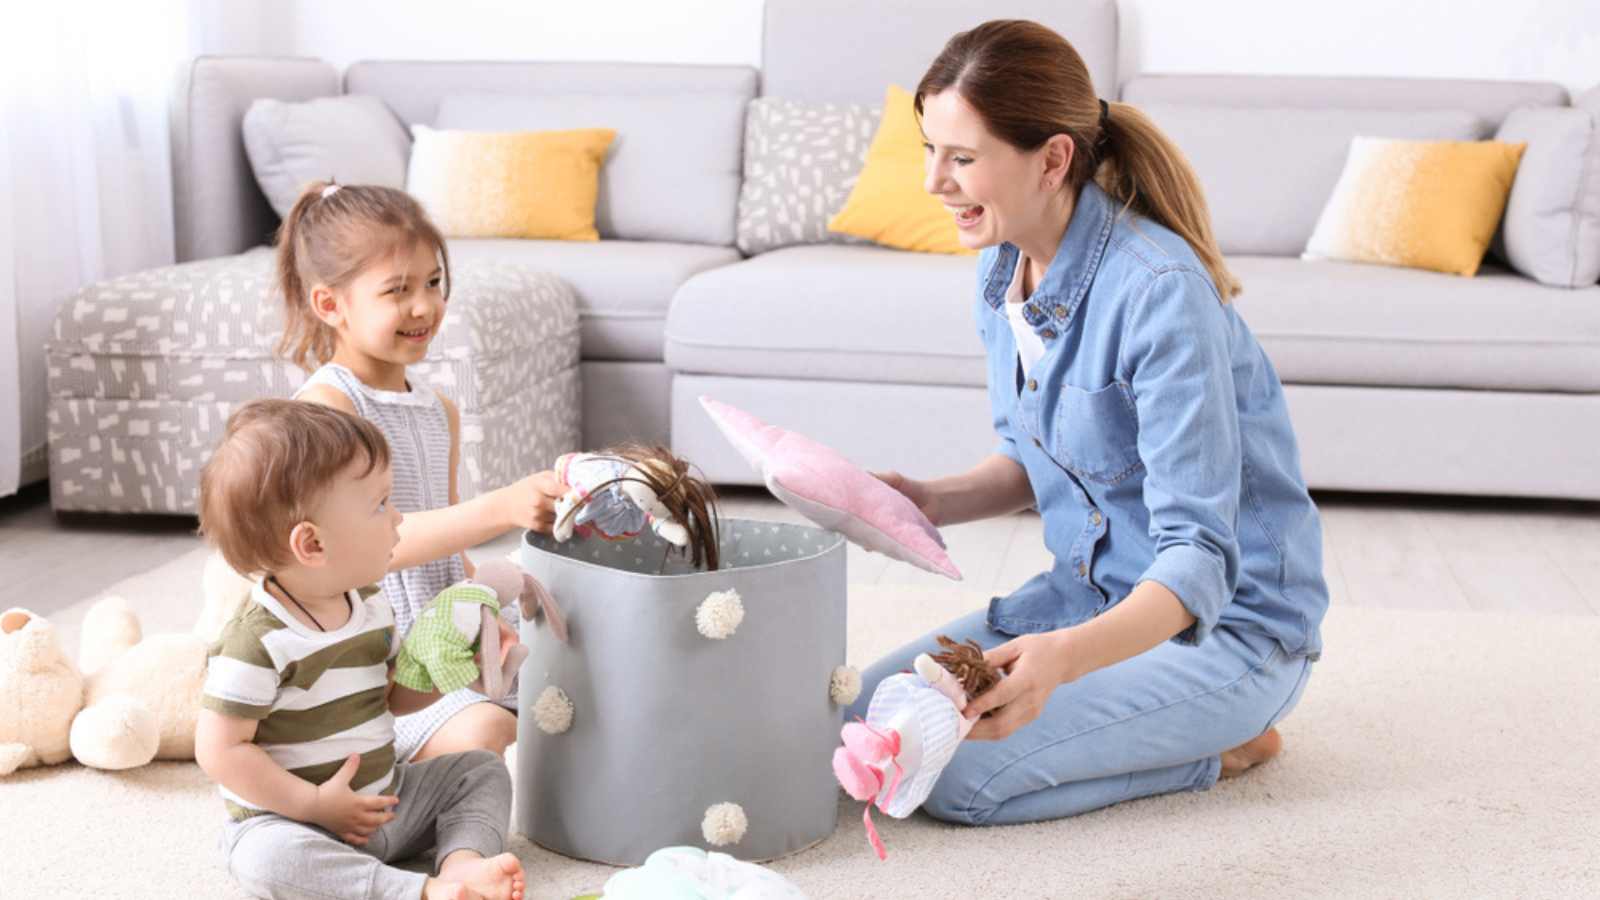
[4,547,1597,899]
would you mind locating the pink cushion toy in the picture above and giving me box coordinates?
[698,397,961,580]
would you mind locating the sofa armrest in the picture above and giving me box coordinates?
[170,56,339,262]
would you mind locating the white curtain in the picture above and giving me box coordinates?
[1,2,192,497]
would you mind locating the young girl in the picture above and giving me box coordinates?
[275,181,564,762]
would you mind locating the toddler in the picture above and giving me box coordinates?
[195,399,526,900]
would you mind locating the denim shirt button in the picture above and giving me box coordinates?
[1090,510,1103,526]
[1040,328,1057,339]
[1075,561,1088,578]
[1053,304,1068,318]
[1027,378,1038,391]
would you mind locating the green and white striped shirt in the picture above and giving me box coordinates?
[202,580,399,821]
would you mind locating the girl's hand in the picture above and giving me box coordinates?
[498,470,566,533]
[963,630,1077,741]
[310,754,399,845]
[873,470,944,526]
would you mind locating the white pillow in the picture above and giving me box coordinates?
[241,95,411,218]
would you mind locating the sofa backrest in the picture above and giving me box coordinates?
[1121,75,1572,257]
[171,57,340,263]
[760,0,1118,105]
[170,58,756,261]
[346,62,757,247]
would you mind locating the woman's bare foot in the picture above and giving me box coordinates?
[436,852,525,900]
[1219,727,1282,778]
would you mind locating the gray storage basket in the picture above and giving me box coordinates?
[515,517,848,865]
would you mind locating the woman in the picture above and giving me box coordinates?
[851,20,1329,826]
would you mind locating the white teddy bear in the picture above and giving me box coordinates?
[0,551,253,776]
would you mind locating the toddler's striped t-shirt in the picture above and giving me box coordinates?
[202,581,399,821]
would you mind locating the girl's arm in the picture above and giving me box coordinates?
[386,663,443,716]
[878,452,1034,527]
[299,384,562,571]
[440,393,474,578]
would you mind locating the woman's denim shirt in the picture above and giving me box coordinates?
[981,181,1327,659]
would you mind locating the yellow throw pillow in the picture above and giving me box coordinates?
[406,125,616,241]
[1304,137,1526,276]
[828,85,973,255]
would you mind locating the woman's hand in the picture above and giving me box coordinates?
[963,629,1079,741]
[496,470,566,533]
[873,470,944,526]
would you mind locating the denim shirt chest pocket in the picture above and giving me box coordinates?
[1050,380,1143,486]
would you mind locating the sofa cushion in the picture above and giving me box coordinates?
[241,95,411,218]
[665,245,983,386]
[1492,107,1600,287]
[1303,138,1525,278]
[450,239,740,362]
[1136,105,1485,256]
[435,89,747,247]
[736,96,879,255]
[1229,256,1600,392]
[407,124,615,241]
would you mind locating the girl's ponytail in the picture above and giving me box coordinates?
[275,180,335,371]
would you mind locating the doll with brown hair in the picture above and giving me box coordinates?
[551,443,722,571]
[832,634,1007,859]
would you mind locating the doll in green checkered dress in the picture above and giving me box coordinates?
[395,559,567,700]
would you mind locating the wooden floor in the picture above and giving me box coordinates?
[3,480,1597,618]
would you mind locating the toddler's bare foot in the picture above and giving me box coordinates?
[1219,727,1282,778]
[422,880,471,900]
[437,852,525,900]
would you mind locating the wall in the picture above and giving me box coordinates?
[259,0,1597,95]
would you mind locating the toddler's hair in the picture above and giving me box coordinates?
[199,398,390,576]
[275,182,452,371]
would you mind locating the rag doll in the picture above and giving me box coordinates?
[832,636,1001,859]
[395,559,566,700]
[553,443,722,571]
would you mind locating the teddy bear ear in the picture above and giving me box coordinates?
[1,609,34,635]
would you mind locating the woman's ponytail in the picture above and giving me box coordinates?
[1095,103,1240,299]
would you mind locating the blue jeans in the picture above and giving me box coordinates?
[846,609,1313,826]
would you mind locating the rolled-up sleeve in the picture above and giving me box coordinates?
[1122,269,1242,646]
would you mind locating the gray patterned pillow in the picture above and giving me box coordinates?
[736,97,881,255]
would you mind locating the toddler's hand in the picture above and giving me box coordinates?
[498,469,565,533]
[310,753,399,845]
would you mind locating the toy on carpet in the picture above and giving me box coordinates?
[395,559,565,700]
[0,552,255,776]
[832,636,1002,859]
[553,443,722,571]
[582,845,806,899]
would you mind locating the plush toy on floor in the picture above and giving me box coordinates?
[395,559,566,700]
[553,443,722,571]
[833,637,1001,859]
[0,552,254,776]
[576,845,807,899]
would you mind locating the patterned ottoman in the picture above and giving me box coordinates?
[46,249,580,514]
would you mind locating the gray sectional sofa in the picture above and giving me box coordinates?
[53,0,1600,513]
